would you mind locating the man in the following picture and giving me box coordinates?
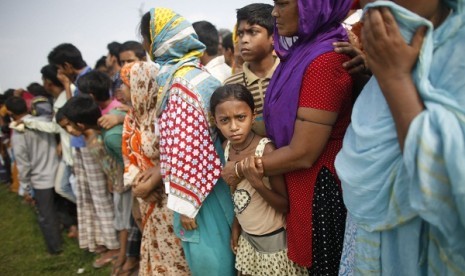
[7,96,62,254]
[193,21,231,82]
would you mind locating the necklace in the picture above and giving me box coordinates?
[231,133,255,154]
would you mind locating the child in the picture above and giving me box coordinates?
[61,95,132,270]
[59,95,120,267]
[223,3,277,137]
[210,84,307,276]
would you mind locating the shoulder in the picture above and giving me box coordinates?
[305,52,350,74]
[223,71,244,85]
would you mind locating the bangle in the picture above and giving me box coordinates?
[234,161,241,179]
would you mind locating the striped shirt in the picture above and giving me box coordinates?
[223,58,279,136]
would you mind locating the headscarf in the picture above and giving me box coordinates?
[145,8,229,219]
[336,0,465,273]
[122,61,160,187]
[264,0,352,148]
[147,8,205,98]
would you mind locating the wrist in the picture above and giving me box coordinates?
[234,161,243,179]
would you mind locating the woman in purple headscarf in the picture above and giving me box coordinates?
[223,0,353,273]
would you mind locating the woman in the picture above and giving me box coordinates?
[336,0,465,274]
[121,61,189,275]
[224,0,353,274]
[139,8,235,276]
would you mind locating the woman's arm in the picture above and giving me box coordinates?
[260,108,336,176]
[242,143,289,213]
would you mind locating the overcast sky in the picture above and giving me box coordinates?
[0,0,270,92]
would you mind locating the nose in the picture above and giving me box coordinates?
[230,120,239,132]
[271,6,278,18]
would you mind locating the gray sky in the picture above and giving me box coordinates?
[0,0,270,92]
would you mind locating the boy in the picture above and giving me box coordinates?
[6,96,62,254]
[223,3,277,136]
[62,94,132,271]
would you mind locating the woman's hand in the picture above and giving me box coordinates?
[180,214,197,230]
[362,7,426,85]
[132,167,161,199]
[333,41,370,75]
[221,161,242,189]
[241,157,264,190]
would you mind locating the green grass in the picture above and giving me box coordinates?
[0,185,111,275]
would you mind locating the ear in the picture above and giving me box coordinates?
[63,62,73,71]
[77,122,86,130]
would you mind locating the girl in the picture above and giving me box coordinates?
[211,84,307,276]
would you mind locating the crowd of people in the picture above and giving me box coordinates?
[1,0,464,275]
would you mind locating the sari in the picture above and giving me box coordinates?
[147,8,235,276]
[336,1,465,274]
[122,61,189,275]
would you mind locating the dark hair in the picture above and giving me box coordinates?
[193,21,219,56]
[77,70,111,102]
[3,89,15,99]
[26,83,49,98]
[237,3,274,36]
[62,95,101,126]
[94,56,107,70]
[48,43,87,69]
[5,96,27,115]
[107,41,121,57]
[140,12,151,46]
[55,107,65,123]
[210,84,255,115]
[40,65,63,88]
[119,41,146,62]
[222,33,234,52]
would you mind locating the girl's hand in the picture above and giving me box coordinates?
[333,41,370,75]
[221,161,242,188]
[180,214,197,230]
[362,7,426,85]
[241,156,264,189]
[230,218,241,255]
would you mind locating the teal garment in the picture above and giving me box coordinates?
[335,1,465,275]
[101,109,126,166]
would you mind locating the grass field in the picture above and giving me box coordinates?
[0,185,111,275]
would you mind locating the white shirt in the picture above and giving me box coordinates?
[205,55,231,83]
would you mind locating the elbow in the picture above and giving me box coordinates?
[294,157,314,170]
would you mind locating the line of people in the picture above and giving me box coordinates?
[2,0,464,275]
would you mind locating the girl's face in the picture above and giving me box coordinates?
[272,0,299,37]
[214,99,255,147]
[121,83,131,104]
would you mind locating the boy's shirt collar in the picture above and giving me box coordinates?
[242,57,280,85]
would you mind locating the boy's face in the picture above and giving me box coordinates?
[237,20,274,63]
[58,117,83,137]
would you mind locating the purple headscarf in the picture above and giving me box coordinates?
[264,0,352,148]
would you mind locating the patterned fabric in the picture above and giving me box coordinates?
[309,167,346,275]
[122,62,160,188]
[121,61,189,275]
[335,1,465,274]
[87,134,125,193]
[74,147,119,252]
[235,232,308,276]
[282,52,352,267]
[148,7,222,218]
[338,214,357,276]
[147,8,235,276]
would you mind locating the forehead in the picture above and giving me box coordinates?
[237,20,267,31]
[119,51,138,60]
[215,99,252,113]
